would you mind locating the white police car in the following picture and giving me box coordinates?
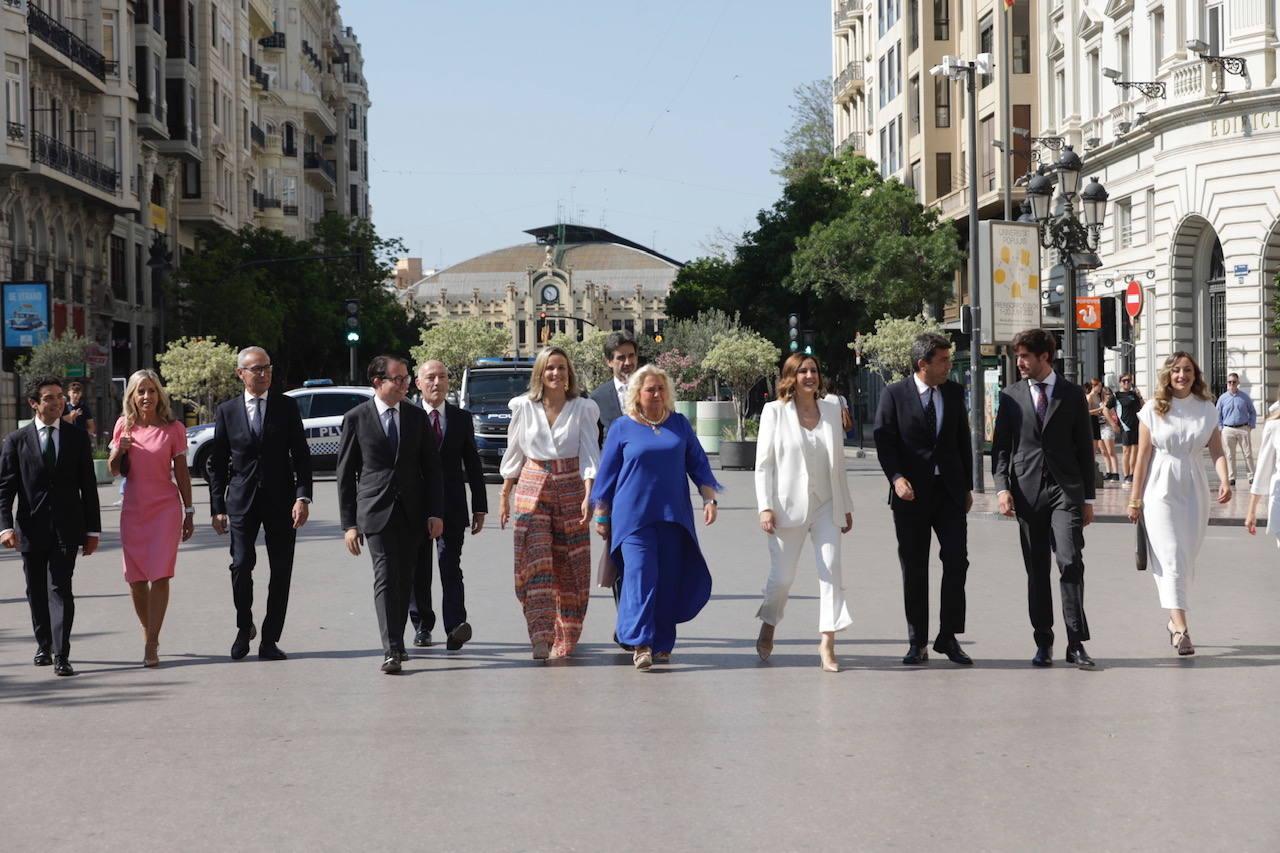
[186,381,374,480]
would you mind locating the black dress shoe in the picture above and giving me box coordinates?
[413,630,432,647]
[33,648,53,666]
[258,642,287,661]
[901,645,929,665]
[53,656,75,676]
[397,649,410,662]
[446,622,472,651]
[932,634,973,665]
[1031,646,1053,667]
[1066,643,1096,668]
[381,655,402,674]
[230,627,254,660]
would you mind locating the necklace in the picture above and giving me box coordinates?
[637,411,668,433]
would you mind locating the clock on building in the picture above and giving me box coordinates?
[540,283,560,304]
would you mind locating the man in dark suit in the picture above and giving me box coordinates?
[992,328,1097,668]
[873,333,974,666]
[208,346,313,661]
[409,359,487,651]
[0,376,101,677]
[338,355,445,674]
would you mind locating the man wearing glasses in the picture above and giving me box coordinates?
[1217,372,1257,486]
[1109,374,1145,484]
[208,347,313,661]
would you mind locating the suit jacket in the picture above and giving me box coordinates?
[422,401,488,527]
[0,421,101,552]
[873,377,973,513]
[590,379,624,446]
[991,373,1096,510]
[753,399,852,528]
[208,391,313,518]
[337,399,445,535]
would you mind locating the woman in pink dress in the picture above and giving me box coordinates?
[109,370,195,667]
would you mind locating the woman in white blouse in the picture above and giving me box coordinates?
[754,353,854,672]
[1245,403,1280,545]
[498,346,600,660]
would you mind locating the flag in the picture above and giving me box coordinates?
[1004,0,1015,8]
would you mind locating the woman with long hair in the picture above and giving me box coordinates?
[1245,402,1280,543]
[1125,353,1230,656]
[1087,378,1119,481]
[754,353,854,672]
[1098,385,1120,481]
[108,370,195,667]
[498,347,600,660]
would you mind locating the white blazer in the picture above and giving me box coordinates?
[754,399,852,528]
[1250,418,1280,546]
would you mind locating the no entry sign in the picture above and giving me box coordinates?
[1125,279,1144,319]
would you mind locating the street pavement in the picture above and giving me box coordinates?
[2,458,1279,852]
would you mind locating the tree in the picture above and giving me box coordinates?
[771,79,835,184]
[155,336,241,419]
[654,349,702,402]
[704,330,781,441]
[410,318,510,379]
[854,314,949,381]
[15,332,90,386]
[547,329,610,391]
[658,308,741,398]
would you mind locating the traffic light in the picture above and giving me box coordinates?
[788,313,799,352]
[344,298,360,347]
[801,330,816,356]
[537,311,548,344]
[1100,295,1117,347]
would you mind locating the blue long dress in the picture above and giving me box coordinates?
[590,413,722,653]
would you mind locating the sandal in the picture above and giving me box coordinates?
[633,646,653,670]
[653,651,671,664]
[1168,621,1195,656]
[143,642,159,668]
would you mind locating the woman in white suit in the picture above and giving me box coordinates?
[1245,403,1280,544]
[754,353,853,672]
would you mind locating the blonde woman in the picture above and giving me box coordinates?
[109,370,195,667]
[1126,352,1230,656]
[498,347,600,660]
[1244,403,1280,544]
[590,365,721,670]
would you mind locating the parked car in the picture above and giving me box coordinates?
[186,382,374,481]
[458,357,533,481]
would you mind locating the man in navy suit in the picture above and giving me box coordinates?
[0,376,101,677]
[208,346,313,662]
[409,360,487,651]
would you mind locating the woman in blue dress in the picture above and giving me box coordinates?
[591,364,722,670]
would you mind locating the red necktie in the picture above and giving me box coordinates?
[430,409,442,447]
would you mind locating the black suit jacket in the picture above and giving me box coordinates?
[208,391,313,518]
[590,379,624,446]
[423,402,488,526]
[991,374,1096,510]
[0,422,101,552]
[873,377,973,512]
[337,399,445,535]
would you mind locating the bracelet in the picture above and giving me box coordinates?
[593,515,611,523]
[703,499,718,507]
[183,506,195,515]
[1127,499,1143,509]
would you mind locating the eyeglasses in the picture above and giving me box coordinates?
[380,374,411,385]
[241,364,272,375]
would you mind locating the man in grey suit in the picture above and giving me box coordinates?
[991,328,1097,669]
[338,355,445,674]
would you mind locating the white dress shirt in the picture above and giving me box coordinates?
[1,417,99,539]
[614,377,627,414]
[244,390,267,430]
[999,372,1092,504]
[373,396,401,436]
[499,395,601,480]
[913,375,943,474]
[423,399,447,438]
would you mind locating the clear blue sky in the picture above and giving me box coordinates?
[349,0,829,268]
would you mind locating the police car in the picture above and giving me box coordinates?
[186,381,374,480]
[458,357,533,480]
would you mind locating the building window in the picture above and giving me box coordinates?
[349,139,358,171]
[1088,50,1101,117]
[5,60,22,128]
[1206,4,1222,56]
[1151,9,1164,74]
[936,152,952,197]
[183,160,200,198]
[134,243,144,307]
[1115,198,1133,249]
[978,15,993,89]
[211,3,218,47]
[934,75,950,127]
[909,74,920,136]
[980,116,994,191]
[1012,104,1031,177]
[1118,29,1132,100]
[911,160,922,202]
[1055,71,1066,122]
[1012,1,1031,73]
[908,0,919,51]
[879,127,888,175]
[878,56,886,107]
[1145,188,1156,243]
[212,81,219,126]
[933,0,949,40]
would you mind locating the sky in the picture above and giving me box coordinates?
[347,0,830,269]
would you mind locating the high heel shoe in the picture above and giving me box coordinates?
[143,642,159,668]
[1168,621,1195,656]
[818,635,839,673]
[756,623,775,662]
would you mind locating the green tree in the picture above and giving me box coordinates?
[704,329,781,440]
[410,318,510,379]
[548,329,610,391]
[771,79,835,184]
[854,314,949,381]
[15,332,90,386]
[155,336,242,419]
[658,308,740,398]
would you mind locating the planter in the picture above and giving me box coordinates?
[93,459,113,485]
[720,440,757,470]
[695,400,735,454]
[675,400,697,430]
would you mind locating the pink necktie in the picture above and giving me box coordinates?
[430,409,442,447]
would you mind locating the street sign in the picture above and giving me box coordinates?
[65,363,87,378]
[1125,279,1143,318]
[1075,296,1102,330]
[86,342,109,367]
[1233,263,1249,277]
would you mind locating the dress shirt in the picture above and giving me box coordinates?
[373,396,401,436]
[913,374,943,475]
[423,399,447,438]
[614,377,627,414]
[1217,391,1257,429]
[999,372,1091,504]
[243,390,267,427]
[1,417,98,539]
[499,395,601,480]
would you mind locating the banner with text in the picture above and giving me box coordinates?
[978,221,1042,344]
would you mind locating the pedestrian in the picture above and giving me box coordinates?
[409,360,486,651]
[498,346,599,661]
[207,346,313,662]
[1245,403,1280,543]
[873,333,974,666]
[1126,352,1231,656]
[1087,378,1119,482]
[1098,385,1120,481]
[991,329,1097,668]
[1110,373,1144,483]
[590,364,721,670]
[588,329,638,649]
[62,380,97,442]
[109,369,195,668]
[0,376,101,677]
[824,378,854,444]
[337,355,445,675]
[1216,372,1257,487]
[754,353,854,672]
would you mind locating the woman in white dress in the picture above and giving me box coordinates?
[1125,352,1231,656]
[1244,405,1280,544]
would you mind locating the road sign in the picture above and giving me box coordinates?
[1233,263,1249,276]
[1125,279,1143,319]
[65,363,87,378]
[1075,296,1102,330]
[86,342,109,367]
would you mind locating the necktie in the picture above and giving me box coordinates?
[923,387,937,442]
[430,409,442,448]
[385,408,399,456]
[42,426,56,469]
[251,397,263,438]
[1035,382,1049,426]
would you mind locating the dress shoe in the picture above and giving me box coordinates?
[901,645,929,665]
[1065,643,1096,668]
[756,623,775,662]
[258,642,287,661]
[397,649,410,662]
[33,648,53,667]
[446,622,472,651]
[230,627,254,660]
[381,655,402,674]
[53,656,75,676]
[1031,645,1053,667]
[413,630,433,648]
[932,634,973,665]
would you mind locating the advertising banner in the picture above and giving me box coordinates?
[3,281,51,350]
[978,221,1042,344]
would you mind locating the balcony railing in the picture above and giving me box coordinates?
[283,142,297,157]
[31,130,118,193]
[304,151,336,182]
[832,61,863,98]
[28,4,107,81]
[832,0,859,28]
[259,32,286,50]
[166,36,186,60]
[7,121,25,141]
[250,122,265,148]
[282,203,298,216]
[138,95,166,122]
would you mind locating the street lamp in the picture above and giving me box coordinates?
[1100,66,1167,99]
[1024,146,1109,383]
[1186,39,1250,83]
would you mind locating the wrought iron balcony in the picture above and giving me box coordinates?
[31,130,119,193]
[283,142,298,158]
[259,32,286,50]
[304,151,336,182]
[832,61,863,98]
[282,203,298,216]
[7,121,25,142]
[28,4,107,81]
[250,122,265,148]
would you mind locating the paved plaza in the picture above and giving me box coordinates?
[2,458,1278,852]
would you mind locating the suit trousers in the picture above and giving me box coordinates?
[1222,426,1254,481]
[409,522,466,635]
[891,482,969,645]
[23,544,78,656]
[228,497,297,643]
[1016,481,1090,648]
[756,501,853,633]
[366,503,424,656]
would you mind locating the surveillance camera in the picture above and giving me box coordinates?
[1101,67,1121,80]
[1186,38,1209,54]
[974,53,994,76]
[929,63,946,77]
[1117,121,1132,133]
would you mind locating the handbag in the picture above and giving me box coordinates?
[596,547,618,588]
[840,406,853,433]
[1134,515,1148,571]
[118,451,130,477]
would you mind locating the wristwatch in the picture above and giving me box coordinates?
[703,498,718,507]
[183,506,195,515]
